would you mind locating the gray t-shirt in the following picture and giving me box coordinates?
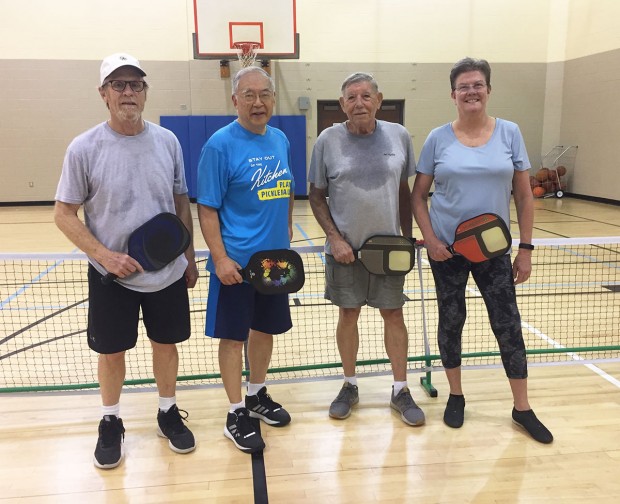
[55,121,188,292]
[309,120,416,253]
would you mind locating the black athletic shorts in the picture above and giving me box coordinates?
[87,264,191,354]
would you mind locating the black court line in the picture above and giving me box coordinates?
[0,298,87,346]
[0,330,84,360]
[251,418,269,504]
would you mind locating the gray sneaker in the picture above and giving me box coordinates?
[329,382,359,419]
[390,386,425,426]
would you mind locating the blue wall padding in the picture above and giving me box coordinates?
[160,115,307,198]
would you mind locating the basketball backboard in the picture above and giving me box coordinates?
[193,0,299,60]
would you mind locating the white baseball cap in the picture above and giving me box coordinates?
[100,53,146,86]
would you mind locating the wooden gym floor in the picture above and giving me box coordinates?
[1,197,620,503]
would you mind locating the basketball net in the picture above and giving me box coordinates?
[233,42,261,67]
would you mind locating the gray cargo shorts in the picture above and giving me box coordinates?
[324,254,406,309]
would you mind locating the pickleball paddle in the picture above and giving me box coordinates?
[101,212,190,285]
[356,235,416,275]
[240,248,305,294]
[447,213,511,262]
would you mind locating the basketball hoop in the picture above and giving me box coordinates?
[233,42,261,67]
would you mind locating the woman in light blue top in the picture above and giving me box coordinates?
[412,57,552,444]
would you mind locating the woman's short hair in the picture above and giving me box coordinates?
[449,57,492,91]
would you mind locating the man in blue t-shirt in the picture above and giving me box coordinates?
[197,67,295,454]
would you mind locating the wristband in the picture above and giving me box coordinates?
[518,243,535,250]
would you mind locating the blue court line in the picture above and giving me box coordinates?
[0,248,82,310]
[0,260,67,310]
[294,223,325,264]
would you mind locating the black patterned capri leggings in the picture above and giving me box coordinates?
[428,254,528,379]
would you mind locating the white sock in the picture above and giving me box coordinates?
[393,381,408,395]
[101,403,120,418]
[344,376,357,387]
[159,396,176,413]
[229,401,245,413]
[247,382,266,396]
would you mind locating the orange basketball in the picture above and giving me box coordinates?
[529,176,541,188]
[556,165,567,177]
[548,169,558,182]
[532,186,545,198]
[535,168,549,182]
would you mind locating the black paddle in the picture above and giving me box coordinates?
[239,249,305,295]
[101,212,190,285]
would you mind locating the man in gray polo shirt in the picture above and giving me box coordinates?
[308,72,424,426]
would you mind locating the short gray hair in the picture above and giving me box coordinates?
[340,72,379,95]
[232,66,275,94]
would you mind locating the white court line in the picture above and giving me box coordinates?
[420,255,620,389]
[522,321,620,389]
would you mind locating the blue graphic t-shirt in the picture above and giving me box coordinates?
[196,120,295,272]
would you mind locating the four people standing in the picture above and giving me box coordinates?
[55,55,552,470]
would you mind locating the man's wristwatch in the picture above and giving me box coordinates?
[518,243,535,250]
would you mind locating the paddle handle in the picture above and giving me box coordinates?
[101,272,118,285]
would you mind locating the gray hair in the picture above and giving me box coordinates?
[449,57,492,91]
[340,72,379,95]
[232,66,275,94]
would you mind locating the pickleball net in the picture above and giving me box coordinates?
[1,237,619,392]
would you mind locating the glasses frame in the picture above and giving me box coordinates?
[106,80,148,93]
[236,90,275,104]
[454,82,487,94]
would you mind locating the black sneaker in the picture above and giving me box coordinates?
[94,415,125,469]
[443,394,465,428]
[157,405,196,454]
[224,407,265,453]
[246,387,291,427]
[512,407,554,444]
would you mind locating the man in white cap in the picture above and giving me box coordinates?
[54,53,199,469]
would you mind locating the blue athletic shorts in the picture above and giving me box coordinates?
[205,274,292,341]
[87,264,190,354]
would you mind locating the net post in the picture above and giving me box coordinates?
[416,244,438,397]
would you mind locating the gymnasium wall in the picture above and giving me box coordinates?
[0,0,618,203]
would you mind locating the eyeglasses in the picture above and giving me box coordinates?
[237,91,274,104]
[455,83,487,94]
[106,80,147,93]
